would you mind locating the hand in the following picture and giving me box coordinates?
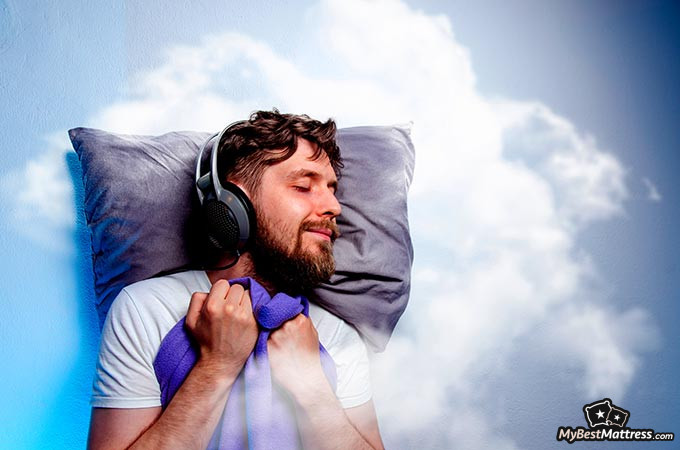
[185,280,258,379]
[267,314,328,400]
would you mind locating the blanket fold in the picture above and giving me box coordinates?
[153,277,337,450]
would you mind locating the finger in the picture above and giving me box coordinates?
[186,292,208,328]
[239,290,252,308]
[205,279,230,312]
[224,283,245,304]
[208,279,231,300]
[268,328,280,345]
[293,313,306,324]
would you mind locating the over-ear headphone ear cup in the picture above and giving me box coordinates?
[202,199,241,251]
[195,126,255,257]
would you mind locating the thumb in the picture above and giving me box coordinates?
[186,291,208,330]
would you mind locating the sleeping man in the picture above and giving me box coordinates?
[87,110,384,449]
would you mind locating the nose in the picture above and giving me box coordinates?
[319,187,342,219]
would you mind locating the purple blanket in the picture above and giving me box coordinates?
[153,277,337,449]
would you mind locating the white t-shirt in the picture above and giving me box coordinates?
[92,270,372,409]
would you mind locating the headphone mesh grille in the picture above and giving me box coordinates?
[204,200,240,250]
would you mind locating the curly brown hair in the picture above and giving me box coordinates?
[216,109,343,196]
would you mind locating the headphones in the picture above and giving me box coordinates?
[195,122,256,266]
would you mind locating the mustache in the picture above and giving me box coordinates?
[301,219,341,242]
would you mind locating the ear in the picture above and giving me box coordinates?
[230,179,253,201]
[222,173,251,199]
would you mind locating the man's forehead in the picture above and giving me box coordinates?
[254,136,338,187]
[273,141,337,180]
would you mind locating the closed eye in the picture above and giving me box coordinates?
[293,186,310,192]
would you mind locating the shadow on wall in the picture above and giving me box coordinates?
[33,151,100,448]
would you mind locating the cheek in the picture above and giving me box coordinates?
[257,201,302,238]
[262,195,308,223]
[254,183,312,235]
[279,194,309,215]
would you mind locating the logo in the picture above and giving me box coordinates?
[583,398,629,428]
[556,398,674,444]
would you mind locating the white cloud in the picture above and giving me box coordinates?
[1,132,75,254]
[642,177,662,202]
[495,101,628,228]
[2,0,658,448]
[537,304,659,400]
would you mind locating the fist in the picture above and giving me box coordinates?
[185,280,258,377]
[267,314,326,397]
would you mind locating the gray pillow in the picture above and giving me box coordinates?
[69,125,414,351]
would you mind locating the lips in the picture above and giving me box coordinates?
[307,228,333,241]
[302,220,340,242]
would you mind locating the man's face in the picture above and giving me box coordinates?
[247,138,341,294]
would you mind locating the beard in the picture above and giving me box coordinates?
[250,211,340,296]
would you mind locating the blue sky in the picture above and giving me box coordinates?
[443,2,680,443]
[1,1,678,448]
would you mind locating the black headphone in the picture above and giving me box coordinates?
[195,122,256,268]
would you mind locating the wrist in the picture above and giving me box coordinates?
[290,372,338,410]
[194,356,242,386]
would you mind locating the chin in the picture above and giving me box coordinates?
[302,237,333,253]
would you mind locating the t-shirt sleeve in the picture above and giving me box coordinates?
[331,322,373,409]
[91,289,162,408]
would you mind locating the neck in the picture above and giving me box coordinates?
[205,252,277,295]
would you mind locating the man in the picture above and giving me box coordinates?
[88,111,384,449]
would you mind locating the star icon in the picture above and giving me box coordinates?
[614,414,620,421]
[596,410,605,419]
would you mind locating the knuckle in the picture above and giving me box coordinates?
[205,301,221,316]
[190,292,205,304]
[291,316,306,329]
[212,279,230,290]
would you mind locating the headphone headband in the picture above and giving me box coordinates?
[195,120,241,203]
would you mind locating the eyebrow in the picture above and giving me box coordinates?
[285,168,338,192]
